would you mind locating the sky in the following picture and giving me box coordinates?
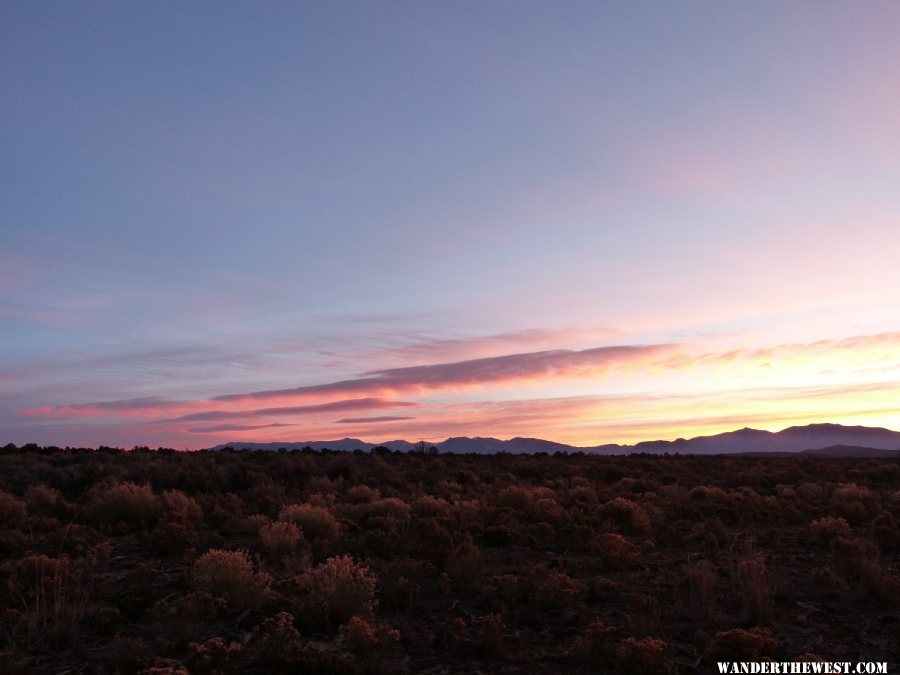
[3,1,900,449]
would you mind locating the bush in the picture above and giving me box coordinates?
[339,615,377,654]
[299,555,377,626]
[591,533,639,570]
[259,521,307,565]
[602,497,651,535]
[444,537,483,593]
[278,504,342,541]
[702,627,777,663]
[87,482,160,531]
[734,557,773,625]
[0,490,27,525]
[810,516,852,545]
[160,489,203,526]
[616,637,671,675]
[192,549,271,610]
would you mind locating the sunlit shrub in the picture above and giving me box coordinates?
[602,497,651,535]
[810,516,852,545]
[259,520,307,566]
[192,549,271,610]
[412,495,451,519]
[160,489,203,526]
[278,503,342,541]
[339,615,377,654]
[188,636,242,674]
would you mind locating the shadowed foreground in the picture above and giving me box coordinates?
[1,445,898,673]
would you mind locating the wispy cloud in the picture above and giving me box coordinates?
[188,423,294,433]
[335,416,416,424]
[167,397,417,423]
[214,343,675,403]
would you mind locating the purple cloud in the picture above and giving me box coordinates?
[334,416,416,424]
[168,397,417,423]
[213,343,674,403]
[188,423,294,433]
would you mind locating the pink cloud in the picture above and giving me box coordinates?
[213,343,675,403]
[167,397,417,423]
[334,416,416,424]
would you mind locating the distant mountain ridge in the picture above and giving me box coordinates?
[207,423,900,457]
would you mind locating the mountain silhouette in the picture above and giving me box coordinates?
[207,423,900,457]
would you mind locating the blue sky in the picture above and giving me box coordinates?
[4,2,900,448]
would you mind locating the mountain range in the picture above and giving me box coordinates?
[208,423,900,457]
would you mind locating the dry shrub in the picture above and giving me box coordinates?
[259,520,307,566]
[734,557,773,625]
[809,516,852,545]
[414,517,453,564]
[278,503,342,541]
[299,555,377,627]
[2,552,99,649]
[616,637,672,675]
[88,482,160,531]
[0,490,27,526]
[831,537,898,602]
[412,495,451,519]
[603,497,651,535]
[444,537,484,593]
[689,485,730,504]
[192,549,271,610]
[339,615,377,654]
[531,571,585,615]
[677,559,717,620]
[529,497,564,524]
[472,613,505,653]
[831,484,880,524]
[702,627,777,663]
[188,636,242,674]
[578,618,617,659]
[871,511,898,550]
[569,486,598,506]
[24,485,69,519]
[246,612,305,664]
[626,593,660,638]
[496,486,532,510]
[590,533,640,570]
[160,489,203,526]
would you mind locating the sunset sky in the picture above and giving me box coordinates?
[3,2,900,449]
